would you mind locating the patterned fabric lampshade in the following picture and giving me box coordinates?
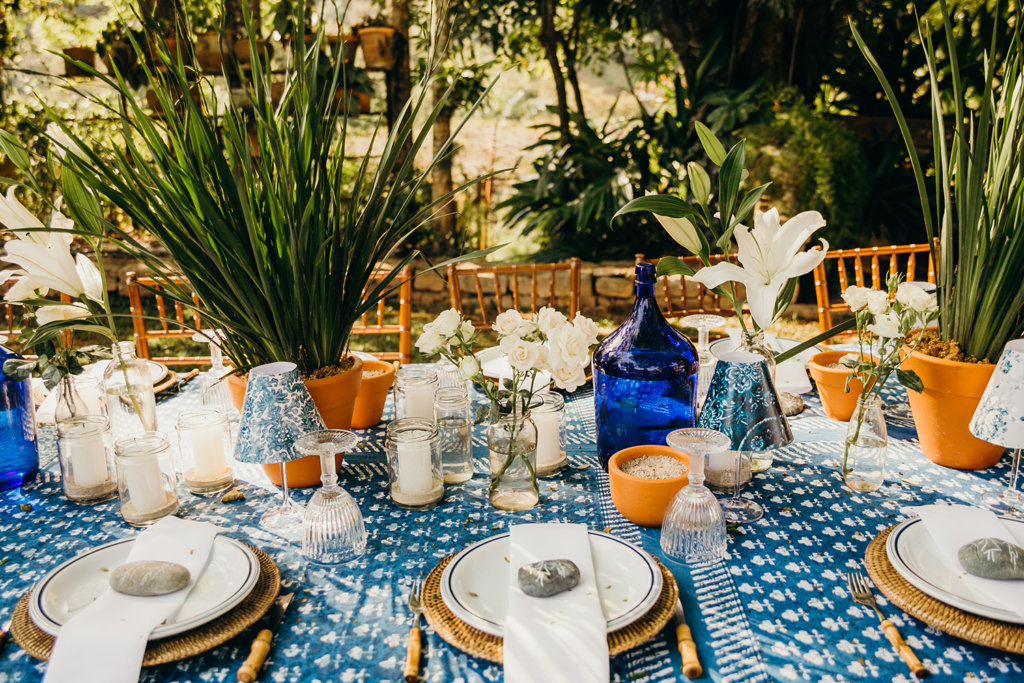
[698,351,794,451]
[235,362,326,464]
[969,339,1024,449]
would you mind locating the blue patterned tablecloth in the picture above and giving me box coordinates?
[2,366,1024,683]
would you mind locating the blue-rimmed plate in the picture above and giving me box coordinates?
[29,535,259,639]
[886,515,1024,624]
[440,529,662,636]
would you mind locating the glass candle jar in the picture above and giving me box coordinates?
[386,418,444,510]
[57,415,117,504]
[704,449,752,493]
[434,358,466,390]
[395,366,438,421]
[103,342,158,441]
[114,432,179,526]
[532,392,566,477]
[434,386,474,484]
[175,408,234,494]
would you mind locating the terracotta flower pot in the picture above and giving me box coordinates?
[63,48,96,77]
[225,357,364,487]
[233,39,273,65]
[808,351,878,422]
[195,31,232,74]
[351,359,396,429]
[608,445,690,527]
[900,347,1001,470]
[357,26,397,69]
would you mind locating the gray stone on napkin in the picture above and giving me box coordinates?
[109,560,191,596]
[518,559,580,598]
[778,392,804,417]
[958,538,1024,580]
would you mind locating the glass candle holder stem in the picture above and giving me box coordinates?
[983,448,1024,514]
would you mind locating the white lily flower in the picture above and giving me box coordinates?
[35,302,91,326]
[653,213,703,256]
[76,254,105,303]
[2,270,49,301]
[691,208,828,331]
[47,123,86,160]
[2,232,90,300]
[0,187,44,237]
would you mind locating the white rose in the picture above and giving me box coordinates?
[896,283,936,314]
[492,309,523,336]
[499,333,520,356]
[536,307,568,334]
[415,329,444,355]
[517,319,537,339]
[459,320,476,340]
[507,338,540,372]
[432,308,462,338]
[868,312,902,339]
[459,355,481,380]
[533,344,550,371]
[35,302,90,326]
[558,324,590,367]
[866,289,889,316]
[572,312,599,345]
[552,362,586,392]
[841,286,870,312]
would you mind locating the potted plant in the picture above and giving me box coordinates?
[852,3,1024,469]
[30,11,500,487]
[354,15,397,70]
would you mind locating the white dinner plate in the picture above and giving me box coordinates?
[475,347,553,388]
[352,351,378,362]
[440,529,662,637]
[30,536,260,639]
[886,516,1024,624]
[709,337,825,367]
[85,359,169,385]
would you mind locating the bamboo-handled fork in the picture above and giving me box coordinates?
[404,578,424,683]
[846,572,927,678]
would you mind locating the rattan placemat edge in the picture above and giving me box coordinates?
[421,552,678,663]
[866,524,1024,654]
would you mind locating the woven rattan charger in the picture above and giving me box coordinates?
[421,552,678,663]
[11,543,279,666]
[867,525,1024,654]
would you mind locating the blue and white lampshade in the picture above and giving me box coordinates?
[969,339,1024,449]
[698,351,794,451]
[235,362,326,464]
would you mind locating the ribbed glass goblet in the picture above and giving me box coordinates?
[295,430,367,564]
[661,428,731,565]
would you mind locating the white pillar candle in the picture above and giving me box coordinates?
[191,426,227,478]
[397,441,433,495]
[67,428,108,488]
[708,450,733,471]
[124,459,167,513]
[532,410,562,467]
[404,384,436,420]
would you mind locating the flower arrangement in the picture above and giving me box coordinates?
[839,276,939,485]
[415,307,598,500]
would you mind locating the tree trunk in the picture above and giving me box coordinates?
[540,0,571,143]
[562,6,586,121]
[431,17,456,244]
[386,0,413,166]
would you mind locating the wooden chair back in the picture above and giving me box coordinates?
[634,253,747,318]
[126,272,209,365]
[812,243,936,341]
[350,265,413,365]
[446,258,582,329]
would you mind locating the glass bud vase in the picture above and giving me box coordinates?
[593,263,699,469]
[102,342,158,442]
[486,408,539,511]
[54,374,106,423]
[843,396,888,492]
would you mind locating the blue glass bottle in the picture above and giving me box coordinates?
[593,263,699,469]
[1,344,39,492]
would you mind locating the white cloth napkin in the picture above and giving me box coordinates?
[504,523,609,683]
[43,517,220,683]
[904,504,1024,620]
[776,360,812,394]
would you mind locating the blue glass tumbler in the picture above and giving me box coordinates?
[0,344,40,491]
[593,263,699,469]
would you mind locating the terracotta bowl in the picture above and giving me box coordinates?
[608,445,691,528]
[351,359,397,429]
[808,350,877,422]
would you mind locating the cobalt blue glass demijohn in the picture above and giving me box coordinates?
[0,343,40,492]
[593,263,699,469]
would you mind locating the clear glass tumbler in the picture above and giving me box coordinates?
[434,386,474,484]
[661,428,730,564]
[295,430,367,564]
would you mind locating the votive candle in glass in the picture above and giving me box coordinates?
[395,366,438,421]
[531,392,566,477]
[175,408,234,494]
[386,418,443,510]
[434,386,474,484]
[57,415,117,503]
[114,432,179,526]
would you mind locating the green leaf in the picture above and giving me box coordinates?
[654,256,697,278]
[897,368,924,394]
[2,358,37,382]
[473,404,490,425]
[735,182,772,225]
[613,195,700,222]
[715,142,746,251]
[41,363,65,391]
[695,121,727,166]
[0,130,30,172]
[774,318,857,364]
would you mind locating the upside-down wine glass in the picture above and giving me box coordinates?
[661,428,732,564]
[295,430,367,564]
[260,461,306,531]
[680,314,726,412]
[721,450,763,523]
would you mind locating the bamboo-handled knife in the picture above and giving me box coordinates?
[674,598,702,679]
[237,593,294,683]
